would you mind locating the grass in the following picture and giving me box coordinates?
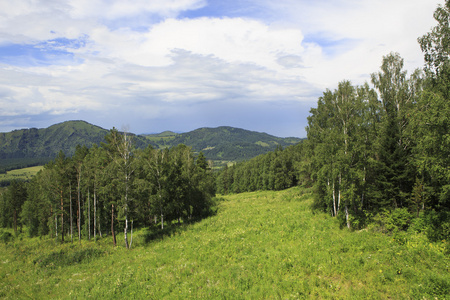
[1,187,449,299]
[0,166,43,183]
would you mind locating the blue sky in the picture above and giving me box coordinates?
[0,0,441,137]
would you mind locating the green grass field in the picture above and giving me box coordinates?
[1,187,449,299]
[0,166,43,183]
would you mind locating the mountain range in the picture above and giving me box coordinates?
[0,120,303,170]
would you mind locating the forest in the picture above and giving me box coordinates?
[0,128,216,248]
[1,1,449,245]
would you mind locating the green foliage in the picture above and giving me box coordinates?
[0,121,108,160]
[0,229,13,244]
[216,142,310,195]
[166,126,302,161]
[424,210,450,242]
[303,1,450,238]
[371,208,412,234]
[418,0,450,97]
[7,129,218,245]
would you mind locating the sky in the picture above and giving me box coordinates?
[0,0,442,138]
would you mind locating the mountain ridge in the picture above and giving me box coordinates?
[0,120,303,170]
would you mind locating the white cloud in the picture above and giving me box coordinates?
[0,0,444,136]
[68,0,207,20]
[257,0,440,88]
[0,0,207,44]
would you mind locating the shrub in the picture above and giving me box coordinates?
[0,230,13,244]
[371,208,412,233]
[424,210,450,242]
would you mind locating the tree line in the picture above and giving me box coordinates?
[0,128,216,248]
[215,143,311,194]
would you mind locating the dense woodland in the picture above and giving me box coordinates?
[0,128,216,248]
[215,143,310,194]
[1,1,449,244]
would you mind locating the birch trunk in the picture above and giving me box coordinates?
[332,179,337,217]
[70,183,73,243]
[60,189,64,242]
[124,172,129,248]
[337,173,341,214]
[124,217,129,249]
[345,205,351,229]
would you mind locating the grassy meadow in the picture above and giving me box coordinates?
[1,187,449,299]
[0,166,43,183]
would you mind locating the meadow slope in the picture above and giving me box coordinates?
[1,187,449,299]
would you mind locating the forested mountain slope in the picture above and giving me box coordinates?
[0,121,302,170]
[145,126,302,161]
[0,120,108,159]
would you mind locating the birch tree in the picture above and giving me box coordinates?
[104,127,136,249]
[72,145,88,243]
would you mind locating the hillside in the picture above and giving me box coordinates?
[0,120,108,159]
[0,121,302,170]
[144,126,303,161]
[1,187,448,298]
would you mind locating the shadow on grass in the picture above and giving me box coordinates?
[33,248,106,269]
[143,199,221,244]
[143,224,184,244]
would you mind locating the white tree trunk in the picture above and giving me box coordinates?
[124,217,129,248]
[345,205,351,229]
[332,179,337,217]
[337,172,342,214]
[70,183,73,243]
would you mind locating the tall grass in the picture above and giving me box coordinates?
[1,187,448,299]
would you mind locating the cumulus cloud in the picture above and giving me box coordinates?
[258,0,440,88]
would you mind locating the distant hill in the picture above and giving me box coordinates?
[0,121,303,170]
[145,126,303,161]
[0,121,107,160]
[0,121,109,171]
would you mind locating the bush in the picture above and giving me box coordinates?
[424,210,450,242]
[408,212,428,233]
[0,230,13,244]
[371,208,412,233]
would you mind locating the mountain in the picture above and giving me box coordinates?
[143,126,303,161]
[0,120,108,160]
[0,121,303,170]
